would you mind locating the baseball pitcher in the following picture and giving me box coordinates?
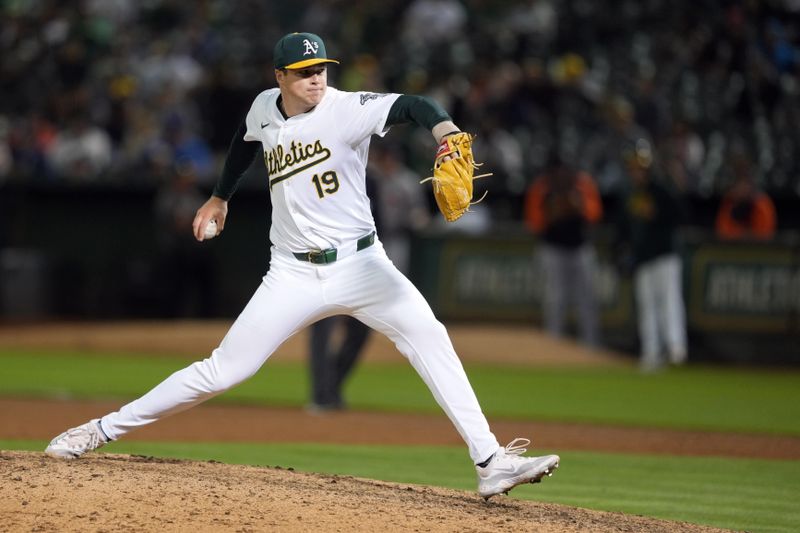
[45,32,558,499]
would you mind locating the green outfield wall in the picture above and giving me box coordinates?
[410,228,800,362]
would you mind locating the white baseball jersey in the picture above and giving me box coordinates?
[243,87,400,253]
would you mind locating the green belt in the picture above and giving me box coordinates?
[292,232,375,264]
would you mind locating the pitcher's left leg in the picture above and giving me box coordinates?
[338,250,499,463]
[329,247,558,498]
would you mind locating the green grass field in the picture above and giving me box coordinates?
[2,349,799,434]
[2,348,800,532]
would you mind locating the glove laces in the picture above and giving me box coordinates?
[419,170,491,205]
[419,168,493,184]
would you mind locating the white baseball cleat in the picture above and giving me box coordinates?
[45,419,109,460]
[476,438,559,500]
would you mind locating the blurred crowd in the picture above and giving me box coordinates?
[1,0,799,228]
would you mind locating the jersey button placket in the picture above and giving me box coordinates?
[278,127,297,215]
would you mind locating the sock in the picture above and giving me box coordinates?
[96,419,111,442]
[476,453,494,468]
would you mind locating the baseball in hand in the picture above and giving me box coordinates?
[203,219,219,239]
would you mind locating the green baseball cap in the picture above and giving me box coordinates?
[273,32,340,70]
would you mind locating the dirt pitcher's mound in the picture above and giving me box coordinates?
[2,451,727,533]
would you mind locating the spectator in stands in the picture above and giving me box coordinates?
[715,156,777,241]
[2,1,799,227]
[661,119,706,194]
[481,116,526,203]
[5,113,56,179]
[0,116,11,179]
[616,141,688,372]
[584,95,653,195]
[402,0,467,47]
[525,152,603,348]
[45,114,112,180]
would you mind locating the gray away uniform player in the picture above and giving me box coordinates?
[45,32,558,499]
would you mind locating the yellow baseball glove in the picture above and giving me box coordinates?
[421,132,491,222]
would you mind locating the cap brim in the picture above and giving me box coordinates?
[283,58,340,69]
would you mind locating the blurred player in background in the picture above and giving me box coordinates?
[308,314,371,412]
[525,152,602,348]
[616,141,687,372]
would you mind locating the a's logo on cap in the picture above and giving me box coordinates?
[302,39,319,56]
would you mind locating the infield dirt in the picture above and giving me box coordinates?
[1,451,731,533]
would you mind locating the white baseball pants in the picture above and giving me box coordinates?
[100,242,500,463]
[634,253,688,366]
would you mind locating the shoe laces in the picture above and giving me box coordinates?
[60,424,103,449]
[499,437,531,462]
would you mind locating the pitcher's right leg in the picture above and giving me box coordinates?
[46,253,326,458]
[100,317,282,440]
